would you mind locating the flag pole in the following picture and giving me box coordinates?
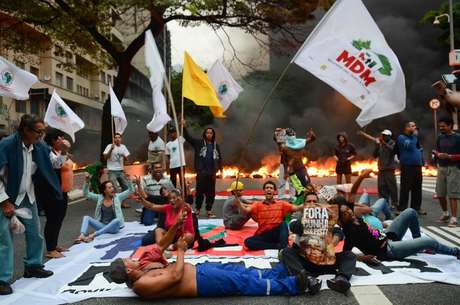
[162,73,185,196]
[180,96,185,194]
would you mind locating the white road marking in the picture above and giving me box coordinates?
[427,226,460,245]
[442,226,460,239]
[421,227,457,247]
[351,286,393,305]
[68,197,87,205]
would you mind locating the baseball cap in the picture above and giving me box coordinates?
[227,181,244,192]
[381,129,392,136]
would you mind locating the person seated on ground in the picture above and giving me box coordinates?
[337,200,460,264]
[234,181,305,250]
[109,212,322,299]
[138,162,175,224]
[223,181,252,230]
[75,173,135,243]
[279,192,356,295]
[137,182,194,248]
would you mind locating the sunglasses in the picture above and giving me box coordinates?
[29,127,45,135]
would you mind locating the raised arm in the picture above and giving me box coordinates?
[118,177,135,201]
[102,144,114,161]
[83,175,101,202]
[234,195,253,214]
[348,169,372,203]
[138,196,167,212]
[181,120,201,149]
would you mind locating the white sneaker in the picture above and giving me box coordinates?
[439,214,450,223]
[448,217,458,228]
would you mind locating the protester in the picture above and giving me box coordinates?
[433,116,460,227]
[0,114,59,295]
[103,132,131,208]
[165,125,186,188]
[395,121,425,215]
[36,128,71,259]
[75,173,135,243]
[109,214,321,299]
[279,192,356,294]
[147,131,165,166]
[137,162,175,223]
[273,128,294,198]
[334,132,356,184]
[234,181,305,250]
[182,120,223,218]
[359,129,398,208]
[338,201,460,263]
[281,128,316,199]
[222,181,251,230]
[137,186,195,248]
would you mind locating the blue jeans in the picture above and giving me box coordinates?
[386,208,459,259]
[108,170,129,192]
[196,263,298,297]
[80,216,121,237]
[0,197,44,282]
[359,193,392,220]
[244,222,289,250]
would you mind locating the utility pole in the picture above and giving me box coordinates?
[449,0,458,130]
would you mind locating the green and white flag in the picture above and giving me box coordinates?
[292,0,406,126]
[208,60,243,112]
[44,90,85,141]
[0,56,38,100]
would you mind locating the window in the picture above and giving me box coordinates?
[15,100,27,113]
[106,75,112,85]
[30,66,39,78]
[55,72,63,87]
[15,61,25,70]
[83,87,89,97]
[65,51,73,64]
[66,77,74,91]
[100,72,106,84]
[101,91,106,102]
[77,85,89,97]
[54,46,63,57]
[30,99,39,115]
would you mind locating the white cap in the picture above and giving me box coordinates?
[381,129,392,136]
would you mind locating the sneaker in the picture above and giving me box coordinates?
[326,275,351,294]
[295,271,321,295]
[23,267,53,278]
[207,211,217,218]
[448,217,458,228]
[135,208,143,213]
[194,209,201,216]
[416,209,427,216]
[438,214,450,223]
[0,281,12,295]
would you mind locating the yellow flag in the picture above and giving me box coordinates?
[182,52,225,118]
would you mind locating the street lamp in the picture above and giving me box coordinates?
[433,13,450,25]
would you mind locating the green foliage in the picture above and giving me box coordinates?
[421,1,460,49]
[352,39,371,50]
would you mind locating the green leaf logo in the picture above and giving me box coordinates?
[352,39,393,76]
[1,71,13,86]
[55,103,67,118]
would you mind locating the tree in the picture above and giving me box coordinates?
[0,0,326,157]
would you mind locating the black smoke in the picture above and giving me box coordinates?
[212,0,448,169]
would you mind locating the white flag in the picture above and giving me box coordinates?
[0,56,38,100]
[44,90,85,142]
[145,29,171,132]
[292,0,406,126]
[208,60,243,112]
[109,86,127,135]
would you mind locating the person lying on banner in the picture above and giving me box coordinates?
[108,211,322,299]
[336,198,460,264]
[75,173,135,243]
[136,180,195,249]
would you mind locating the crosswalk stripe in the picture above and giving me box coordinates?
[441,226,460,239]
[421,227,457,247]
[427,226,460,246]
[351,286,393,305]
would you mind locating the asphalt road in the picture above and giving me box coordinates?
[7,177,460,305]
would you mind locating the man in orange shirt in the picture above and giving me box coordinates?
[235,181,305,250]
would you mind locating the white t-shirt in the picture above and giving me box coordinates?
[148,137,165,152]
[165,137,186,169]
[104,143,130,171]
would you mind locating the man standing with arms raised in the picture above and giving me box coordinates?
[103,133,131,208]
